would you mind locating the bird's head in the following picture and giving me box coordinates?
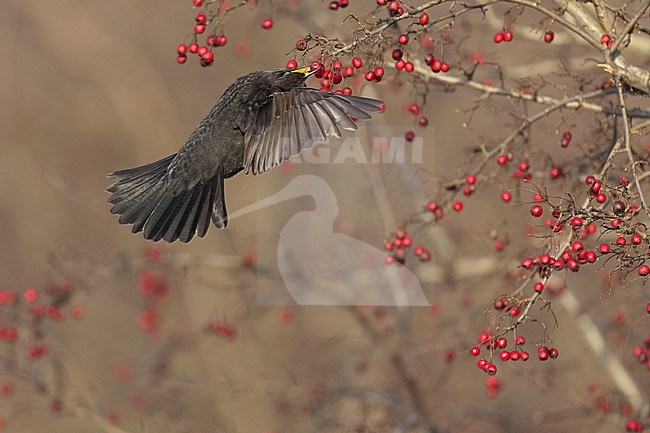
[268,66,319,91]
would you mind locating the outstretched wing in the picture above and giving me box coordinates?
[243,88,383,175]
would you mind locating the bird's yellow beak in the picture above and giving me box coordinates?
[291,66,318,77]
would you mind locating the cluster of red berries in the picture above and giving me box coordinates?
[328,0,349,10]
[404,103,430,141]
[384,229,431,265]
[175,9,228,67]
[138,271,169,299]
[298,59,359,94]
[391,48,415,73]
[376,0,405,16]
[471,334,559,375]
[626,419,645,432]
[364,66,386,83]
[496,154,534,182]
[178,1,272,67]
[601,33,615,48]
[521,240,599,274]
[493,30,514,43]
[493,296,524,317]
[424,52,450,73]
[206,320,237,341]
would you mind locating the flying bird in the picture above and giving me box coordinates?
[106,66,384,243]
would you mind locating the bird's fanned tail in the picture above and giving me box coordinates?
[106,155,227,243]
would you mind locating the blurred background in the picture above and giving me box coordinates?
[1,1,648,433]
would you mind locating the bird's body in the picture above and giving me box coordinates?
[107,67,383,243]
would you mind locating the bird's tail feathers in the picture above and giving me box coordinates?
[107,155,228,243]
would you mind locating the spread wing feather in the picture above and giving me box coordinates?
[243,89,383,175]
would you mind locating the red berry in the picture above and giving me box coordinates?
[601,34,610,45]
[530,205,543,217]
[572,241,584,252]
[329,1,339,10]
[470,346,481,356]
[404,61,414,73]
[440,62,450,73]
[177,54,188,64]
[201,50,214,62]
[392,49,403,60]
[352,57,363,69]
[478,332,492,345]
[626,420,644,432]
[567,259,580,272]
[585,175,596,185]
[194,23,206,34]
[496,337,507,348]
[570,217,583,228]
[189,42,199,53]
[195,13,207,24]
[497,154,508,165]
[374,66,385,78]
[585,251,596,263]
[538,346,550,361]
[286,59,298,69]
[398,34,409,45]
[466,174,476,185]
[261,19,273,30]
[544,31,554,43]
[631,234,642,245]
[419,12,429,25]
[549,348,559,359]
[23,288,38,303]
[452,201,463,212]
[596,193,607,203]
[515,336,526,345]
[295,39,307,51]
[364,71,376,81]
[408,103,420,115]
[405,131,415,142]
[591,180,602,193]
[494,32,505,43]
[394,59,406,70]
[521,257,533,269]
[193,0,204,6]
[388,1,400,12]
[417,116,428,127]
[520,351,530,361]
[533,282,544,293]
[638,265,650,277]
[426,201,439,212]
[177,43,188,54]
[503,30,513,42]
[431,59,443,72]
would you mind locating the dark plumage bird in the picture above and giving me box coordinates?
[106,67,383,243]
